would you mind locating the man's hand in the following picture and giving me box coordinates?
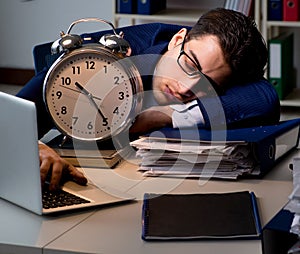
[38,143,88,191]
[129,105,174,135]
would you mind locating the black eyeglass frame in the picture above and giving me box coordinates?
[176,36,202,77]
[176,36,223,94]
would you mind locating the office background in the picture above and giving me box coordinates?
[1,0,300,120]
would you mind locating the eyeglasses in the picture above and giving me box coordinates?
[177,36,202,77]
[176,37,223,94]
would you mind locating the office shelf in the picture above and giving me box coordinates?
[280,89,300,107]
[113,1,260,27]
[113,8,210,26]
[261,0,300,107]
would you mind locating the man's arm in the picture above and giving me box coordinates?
[129,99,206,135]
[195,79,280,129]
[129,105,173,134]
[130,79,280,135]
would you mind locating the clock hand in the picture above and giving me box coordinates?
[74,82,108,122]
[74,82,91,96]
[59,85,102,101]
[59,85,81,94]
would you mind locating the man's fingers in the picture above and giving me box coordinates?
[50,162,65,190]
[67,165,88,186]
[39,155,53,185]
[38,143,88,190]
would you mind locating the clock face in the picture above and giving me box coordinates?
[44,47,142,141]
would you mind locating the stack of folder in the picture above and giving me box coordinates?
[131,135,253,179]
[272,157,300,253]
[130,119,300,180]
[43,130,128,169]
[284,157,300,235]
[262,208,298,254]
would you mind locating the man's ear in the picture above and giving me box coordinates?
[168,28,188,50]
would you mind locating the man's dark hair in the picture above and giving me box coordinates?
[187,8,267,85]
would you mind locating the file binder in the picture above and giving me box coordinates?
[142,191,261,240]
[143,118,300,178]
[283,0,300,21]
[117,0,137,14]
[268,32,294,100]
[268,0,283,20]
[262,209,298,254]
[137,0,166,15]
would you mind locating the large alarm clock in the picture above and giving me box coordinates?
[43,18,143,142]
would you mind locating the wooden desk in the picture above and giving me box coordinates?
[43,149,297,254]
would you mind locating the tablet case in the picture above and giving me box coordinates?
[142,191,261,240]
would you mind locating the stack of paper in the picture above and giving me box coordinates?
[130,136,255,180]
[130,119,300,180]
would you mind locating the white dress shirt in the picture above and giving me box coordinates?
[170,100,204,128]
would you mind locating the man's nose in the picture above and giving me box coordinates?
[177,80,198,97]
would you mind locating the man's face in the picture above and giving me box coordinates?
[152,29,231,105]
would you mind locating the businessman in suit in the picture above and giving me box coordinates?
[17,8,280,190]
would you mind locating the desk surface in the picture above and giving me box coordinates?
[0,149,298,254]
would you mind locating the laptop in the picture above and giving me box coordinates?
[0,92,134,215]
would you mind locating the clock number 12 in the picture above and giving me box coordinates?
[85,61,95,70]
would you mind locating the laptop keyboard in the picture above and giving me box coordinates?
[42,188,91,209]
